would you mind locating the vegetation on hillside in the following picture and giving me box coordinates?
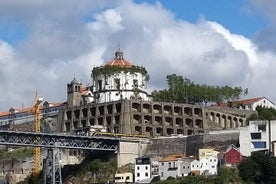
[153,166,242,184]
[63,155,117,184]
[153,152,276,184]
[152,74,247,105]
[238,152,276,184]
[0,147,33,160]
[248,106,276,121]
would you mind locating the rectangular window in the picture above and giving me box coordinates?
[133,79,138,87]
[258,124,266,132]
[145,166,148,170]
[251,132,261,139]
[137,166,139,170]
[137,173,140,177]
[145,172,148,177]
[161,172,164,177]
[98,80,102,91]
[114,78,120,90]
[252,141,266,148]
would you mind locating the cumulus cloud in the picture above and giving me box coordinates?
[1,0,276,111]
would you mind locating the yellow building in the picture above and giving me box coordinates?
[198,148,220,160]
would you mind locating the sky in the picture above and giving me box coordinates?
[1,0,276,111]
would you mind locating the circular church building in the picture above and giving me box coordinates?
[91,49,151,103]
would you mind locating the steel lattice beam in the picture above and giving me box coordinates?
[0,130,119,151]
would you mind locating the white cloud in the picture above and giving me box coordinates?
[1,0,276,111]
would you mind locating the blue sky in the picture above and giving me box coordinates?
[0,0,268,45]
[134,0,267,37]
[1,0,276,111]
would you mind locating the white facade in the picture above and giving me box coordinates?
[180,160,192,177]
[159,159,182,180]
[239,120,271,156]
[135,157,151,182]
[244,97,275,110]
[199,156,218,175]
[92,50,151,104]
[190,159,201,174]
[114,172,133,183]
[93,71,150,103]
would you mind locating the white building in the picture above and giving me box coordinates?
[114,172,133,183]
[199,156,218,175]
[239,120,276,156]
[212,97,275,111]
[198,148,218,175]
[91,49,151,103]
[135,157,151,182]
[190,159,201,175]
[158,154,184,180]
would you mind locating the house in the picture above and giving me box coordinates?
[212,97,275,111]
[114,172,133,183]
[239,120,276,156]
[224,144,242,166]
[158,154,186,180]
[198,148,219,175]
[135,157,151,182]
[199,148,220,160]
[180,159,192,177]
[190,159,201,176]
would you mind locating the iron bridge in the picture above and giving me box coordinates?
[0,130,119,151]
[0,130,120,184]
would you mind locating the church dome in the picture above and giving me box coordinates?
[106,49,133,67]
[70,77,79,84]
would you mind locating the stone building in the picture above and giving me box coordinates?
[59,99,206,136]
[58,49,249,136]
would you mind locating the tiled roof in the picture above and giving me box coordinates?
[160,154,183,162]
[211,97,266,107]
[237,97,264,105]
[0,101,65,117]
[106,59,133,67]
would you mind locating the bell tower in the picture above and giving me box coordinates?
[67,78,82,107]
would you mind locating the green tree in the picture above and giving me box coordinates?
[215,166,241,184]
[153,74,245,105]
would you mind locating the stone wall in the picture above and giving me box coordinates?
[145,130,239,158]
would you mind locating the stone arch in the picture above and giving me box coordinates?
[216,113,221,124]
[221,115,226,128]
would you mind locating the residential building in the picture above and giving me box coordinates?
[180,159,192,177]
[190,159,201,176]
[213,97,275,111]
[239,120,270,156]
[198,149,218,175]
[135,157,151,182]
[114,172,133,183]
[158,154,183,180]
[224,144,242,166]
[199,148,219,160]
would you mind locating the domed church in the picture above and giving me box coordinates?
[91,49,151,103]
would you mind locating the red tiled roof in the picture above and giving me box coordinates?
[237,97,264,105]
[211,97,266,107]
[106,59,133,67]
[0,101,65,117]
[160,154,183,162]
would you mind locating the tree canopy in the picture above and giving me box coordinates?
[152,74,246,105]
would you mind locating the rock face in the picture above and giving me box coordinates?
[0,158,33,184]
[145,130,239,158]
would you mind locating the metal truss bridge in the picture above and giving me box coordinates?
[0,130,119,184]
